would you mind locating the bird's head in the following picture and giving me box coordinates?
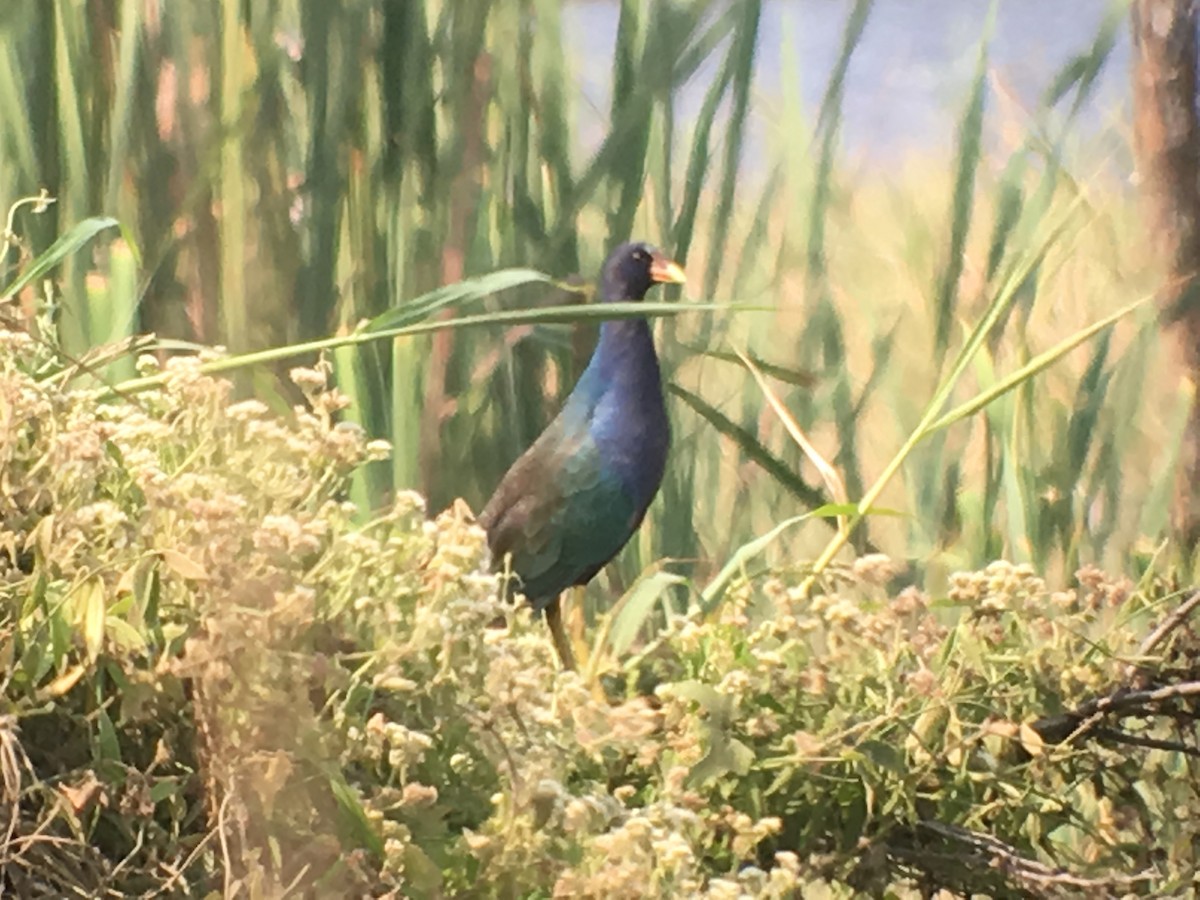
[600,242,687,302]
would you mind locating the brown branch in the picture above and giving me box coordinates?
[1138,589,1200,658]
[1025,591,1200,750]
[1032,678,1200,748]
[1132,0,1200,547]
[1091,726,1200,757]
[883,820,1155,899]
[913,820,1153,891]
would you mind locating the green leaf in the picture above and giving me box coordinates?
[150,777,185,804]
[670,383,828,510]
[688,735,755,786]
[363,267,554,333]
[606,571,685,658]
[127,556,161,631]
[667,680,731,720]
[404,844,444,894]
[95,707,122,763]
[104,616,147,655]
[1,216,119,302]
[74,576,107,664]
[327,768,384,859]
[159,548,209,581]
[110,299,749,399]
[857,739,905,775]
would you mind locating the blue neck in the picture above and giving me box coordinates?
[570,317,660,410]
[562,316,669,505]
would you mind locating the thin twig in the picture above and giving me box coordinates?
[217,792,234,899]
[1078,680,1200,717]
[1042,679,1200,748]
[910,820,1154,890]
[278,862,312,898]
[1139,590,1200,657]
[1092,726,1200,757]
[107,823,145,881]
[148,823,222,898]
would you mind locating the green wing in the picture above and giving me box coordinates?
[479,421,637,606]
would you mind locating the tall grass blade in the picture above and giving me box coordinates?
[700,0,761,303]
[113,298,739,397]
[805,0,872,283]
[87,237,139,382]
[803,191,1088,585]
[672,43,734,264]
[737,350,847,509]
[103,0,141,216]
[700,506,857,616]
[932,3,994,359]
[1,216,118,301]
[1042,0,1124,115]
[604,0,650,247]
[217,0,247,352]
[927,296,1152,433]
[669,383,828,509]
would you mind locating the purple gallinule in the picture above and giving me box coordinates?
[479,242,686,669]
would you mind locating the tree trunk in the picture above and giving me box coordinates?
[1131,0,1200,549]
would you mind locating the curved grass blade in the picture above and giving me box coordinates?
[801,186,1090,591]
[701,0,761,303]
[110,298,746,398]
[933,2,994,359]
[680,345,817,387]
[592,569,687,671]
[737,349,847,510]
[669,383,828,509]
[363,268,556,333]
[926,295,1152,433]
[1,216,119,301]
[672,28,736,263]
[699,505,863,617]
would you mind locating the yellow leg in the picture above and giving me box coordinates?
[545,598,577,672]
[563,585,591,673]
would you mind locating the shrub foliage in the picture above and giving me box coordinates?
[2,327,1200,898]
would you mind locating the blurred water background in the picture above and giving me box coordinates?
[565,0,1130,171]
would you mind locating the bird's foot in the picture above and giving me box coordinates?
[545,600,577,672]
[564,586,592,675]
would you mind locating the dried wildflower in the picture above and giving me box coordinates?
[663,765,689,797]
[400,782,438,808]
[705,877,741,900]
[289,364,328,392]
[948,570,980,603]
[852,553,901,586]
[906,667,939,697]
[745,712,779,738]
[226,399,270,420]
[563,799,593,835]
[656,831,693,869]
[365,439,392,460]
[891,585,927,616]
[774,850,800,874]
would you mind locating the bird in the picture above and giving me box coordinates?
[478,241,686,671]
